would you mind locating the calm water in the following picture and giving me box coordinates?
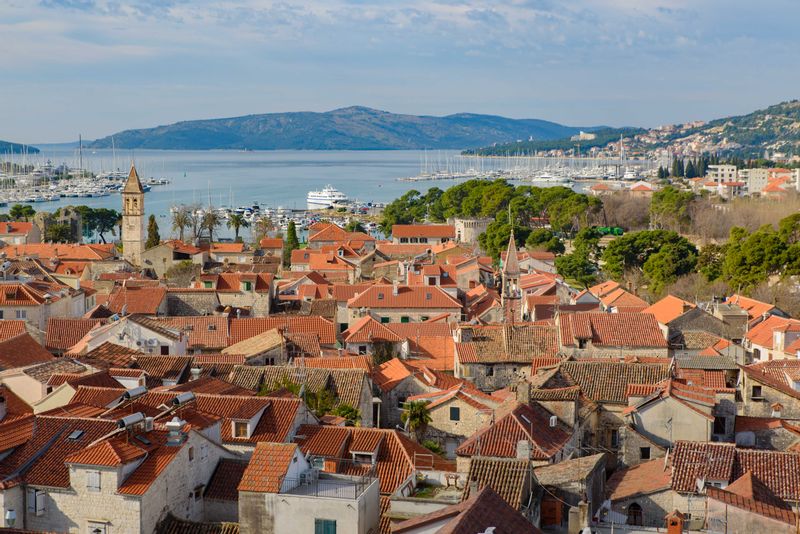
[2,148,585,240]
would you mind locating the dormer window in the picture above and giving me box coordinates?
[233,421,250,438]
[425,292,432,300]
[377,293,384,300]
[242,281,252,291]
[208,324,216,331]
[577,338,588,349]
[203,281,213,289]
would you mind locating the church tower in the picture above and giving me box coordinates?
[122,164,145,266]
[501,232,521,322]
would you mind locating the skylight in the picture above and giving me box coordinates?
[67,430,85,440]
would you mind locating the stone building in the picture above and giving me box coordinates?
[121,165,145,266]
[452,217,491,246]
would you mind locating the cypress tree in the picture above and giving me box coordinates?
[285,220,300,267]
[146,214,160,249]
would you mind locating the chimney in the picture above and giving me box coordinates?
[165,416,188,446]
[392,281,399,296]
[516,439,531,460]
[771,402,783,418]
[515,381,531,404]
[189,367,201,381]
[0,395,6,422]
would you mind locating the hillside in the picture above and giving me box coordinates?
[0,140,39,154]
[89,106,592,150]
[660,100,800,156]
[464,127,641,156]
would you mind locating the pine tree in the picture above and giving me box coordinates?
[146,214,160,249]
[685,160,697,179]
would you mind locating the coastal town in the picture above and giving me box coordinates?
[0,158,798,534]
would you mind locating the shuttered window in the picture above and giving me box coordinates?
[87,470,101,492]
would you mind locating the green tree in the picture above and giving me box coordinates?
[525,228,565,254]
[91,208,121,243]
[422,440,444,455]
[9,204,35,221]
[227,213,249,242]
[602,230,697,291]
[45,223,74,243]
[722,225,785,290]
[650,186,695,232]
[171,206,190,242]
[345,219,367,233]
[164,259,198,285]
[697,243,726,282]
[401,400,432,442]
[146,214,160,249]
[555,249,597,288]
[201,210,222,242]
[285,220,300,267]
[331,404,361,426]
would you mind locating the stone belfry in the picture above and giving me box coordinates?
[501,232,521,322]
[122,164,145,266]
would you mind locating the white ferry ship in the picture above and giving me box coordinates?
[307,185,348,208]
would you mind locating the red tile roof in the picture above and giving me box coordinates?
[607,458,672,500]
[348,285,461,309]
[2,243,115,261]
[559,312,667,348]
[45,318,102,351]
[117,430,184,495]
[238,442,298,493]
[0,333,54,371]
[643,295,695,324]
[456,324,558,364]
[726,294,775,321]
[107,285,167,315]
[157,316,229,350]
[741,359,800,400]
[391,224,455,239]
[229,316,336,345]
[295,355,373,371]
[456,402,571,461]
[65,437,147,466]
[294,425,455,494]
[0,320,26,342]
[205,459,249,501]
[343,315,402,343]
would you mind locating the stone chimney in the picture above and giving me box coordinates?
[189,368,201,381]
[165,416,188,446]
[516,440,531,460]
[515,380,531,404]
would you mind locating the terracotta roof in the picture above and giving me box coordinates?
[458,456,531,511]
[75,341,143,369]
[533,453,606,486]
[643,295,695,324]
[456,401,571,461]
[745,314,800,349]
[726,294,775,321]
[0,320,26,342]
[556,361,671,404]
[238,442,298,493]
[70,385,127,408]
[259,237,284,249]
[741,359,800,400]
[157,515,239,534]
[395,486,540,534]
[559,312,667,348]
[134,355,192,383]
[169,376,254,396]
[457,324,558,364]
[45,318,101,351]
[391,224,455,239]
[0,333,55,371]
[0,414,35,452]
[343,315,402,343]
[671,441,800,500]
[222,328,284,357]
[191,353,247,376]
[294,355,373,371]
[294,425,454,494]
[0,384,32,421]
[157,317,229,350]
[348,284,461,309]
[2,243,116,261]
[607,458,672,500]
[205,459,249,501]
[107,286,167,315]
[65,437,147,466]
[118,430,185,495]
[229,316,336,345]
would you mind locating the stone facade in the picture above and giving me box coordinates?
[618,425,666,467]
[452,217,491,246]
[419,396,494,458]
[350,307,461,327]
[122,167,145,267]
[707,496,796,534]
[740,373,800,419]
[456,361,528,392]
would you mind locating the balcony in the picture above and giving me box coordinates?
[282,472,375,500]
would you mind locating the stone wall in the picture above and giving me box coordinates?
[707,497,795,534]
[457,362,525,391]
[618,426,666,468]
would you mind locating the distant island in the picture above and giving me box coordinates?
[88,106,600,151]
[0,140,39,154]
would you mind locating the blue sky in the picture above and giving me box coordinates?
[3,0,799,143]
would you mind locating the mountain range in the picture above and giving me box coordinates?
[0,140,39,154]
[88,106,594,150]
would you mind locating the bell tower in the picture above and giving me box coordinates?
[501,232,521,322]
[122,164,145,266]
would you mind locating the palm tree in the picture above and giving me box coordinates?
[227,213,249,242]
[401,400,432,442]
[202,210,222,242]
[171,206,190,242]
[252,216,274,242]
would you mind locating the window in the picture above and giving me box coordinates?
[27,488,45,516]
[577,338,587,349]
[401,316,410,323]
[427,277,436,286]
[380,317,390,324]
[88,521,108,534]
[610,429,619,448]
[315,519,337,534]
[16,310,26,319]
[397,396,407,409]
[420,316,429,322]
[233,422,249,438]
[203,281,213,289]
[640,447,651,460]
[626,503,643,526]
[751,385,763,399]
[188,447,195,461]
[449,406,460,421]
[87,470,101,492]
[713,416,726,435]
[358,345,367,355]
[160,345,170,355]
[377,293,384,300]
[486,366,494,377]
[0,311,3,319]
